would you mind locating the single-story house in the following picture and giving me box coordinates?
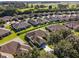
[64,21,79,29]
[0,41,32,56]
[28,19,40,26]
[11,21,31,32]
[46,15,55,22]
[1,16,12,22]
[28,18,48,26]
[50,15,64,22]
[45,24,69,32]
[26,30,48,48]
[12,17,19,21]
[60,15,70,21]
[0,28,11,39]
[17,16,24,20]
[36,18,48,24]
[69,14,77,21]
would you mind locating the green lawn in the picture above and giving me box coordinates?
[0,31,17,44]
[17,8,35,12]
[0,25,17,45]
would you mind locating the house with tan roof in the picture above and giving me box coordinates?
[26,30,49,48]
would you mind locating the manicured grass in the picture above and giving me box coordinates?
[19,33,26,42]
[0,31,17,44]
[5,24,10,29]
[0,25,17,45]
[17,8,35,12]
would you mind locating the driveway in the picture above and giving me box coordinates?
[44,45,54,52]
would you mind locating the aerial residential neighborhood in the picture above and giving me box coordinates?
[0,1,79,58]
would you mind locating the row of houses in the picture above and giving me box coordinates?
[0,12,79,22]
[0,11,79,23]
[10,13,79,32]
[1,13,79,33]
[28,14,79,26]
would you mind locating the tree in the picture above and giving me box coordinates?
[35,5,39,9]
[68,4,77,10]
[48,31,63,44]
[61,29,72,39]
[48,5,52,9]
[39,50,57,58]
[48,29,72,45]
[0,20,5,24]
[31,48,40,58]
[67,34,79,53]
[54,40,79,58]
[30,4,33,8]
[14,50,32,58]
[1,6,17,16]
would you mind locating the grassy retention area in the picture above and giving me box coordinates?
[17,8,35,13]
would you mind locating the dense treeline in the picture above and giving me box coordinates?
[0,3,79,16]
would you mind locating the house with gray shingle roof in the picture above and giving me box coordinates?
[11,21,31,32]
[1,16,12,22]
[0,28,11,39]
